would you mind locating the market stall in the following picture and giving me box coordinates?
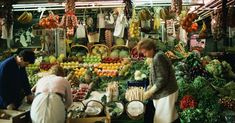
[1,0,235,123]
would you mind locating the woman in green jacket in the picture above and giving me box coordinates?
[137,38,179,123]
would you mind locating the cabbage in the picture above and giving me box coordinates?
[119,50,129,58]
[110,50,119,58]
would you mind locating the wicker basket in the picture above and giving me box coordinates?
[105,101,124,118]
[84,100,104,116]
[126,100,145,120]
[71,45,89,56]
[90,44,110,58]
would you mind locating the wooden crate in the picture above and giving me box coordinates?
[0,110,30,123]
[67,112,111,123]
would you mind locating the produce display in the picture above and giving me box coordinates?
[106,82,119,102]
[105,102,124,117]
[71,83,90,102]
[131,47,145,60]
[110,46,130,58]
[74,67,87,78]
[82,55,101,64]
[3,1,235,122]
[91,45,109,59]
[60,62,79,69]
[40,62,58,71]
[102,57,123,63]
[125,87,144,102]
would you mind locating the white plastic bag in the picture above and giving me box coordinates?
[76,24,86,38]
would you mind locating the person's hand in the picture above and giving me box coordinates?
[7,103,16,110]
[143,85,157,101]
[26,94,34,104]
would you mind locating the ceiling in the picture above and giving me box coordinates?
[190,0,235,21]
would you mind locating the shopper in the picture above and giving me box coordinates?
[30,65,72,123]
[0,49,35,109]
[137,38,179,123]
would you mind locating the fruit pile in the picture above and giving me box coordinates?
[94,63,122,77]
[39,11,60,29]
[40,62,58,71]
[71,84,90,102]
[181,13,198,33]
[91,45,109,59]
[83,55,101,64]
[26,64,40,72]
[102,57,123,63]
[131,47,145,60]
[219,97,235,111]
[74,67,87,78]
[60,62,79,69]
[110,49,129,58]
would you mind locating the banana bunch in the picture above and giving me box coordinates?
[199,21,207,38]
[129,18,140,38]
[17,12,33,24]
[153,8,162,31]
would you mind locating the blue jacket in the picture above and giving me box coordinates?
[0,56,31,108]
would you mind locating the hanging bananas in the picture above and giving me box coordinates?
[17,11,33,24]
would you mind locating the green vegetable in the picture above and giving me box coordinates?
[192,76,207,89]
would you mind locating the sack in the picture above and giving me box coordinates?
[76,24,86,38]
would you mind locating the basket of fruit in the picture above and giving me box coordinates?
[131,46,145,60]
[110,45,130,58]
[90,44,110,59]
[71,45,90,61]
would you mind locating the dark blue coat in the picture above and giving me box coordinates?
[0,56,31,108]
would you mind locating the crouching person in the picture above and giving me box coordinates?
[30,65,72,123]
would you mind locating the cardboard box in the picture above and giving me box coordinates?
[0,110,30,123]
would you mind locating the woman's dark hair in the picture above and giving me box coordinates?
[18,49,36,64]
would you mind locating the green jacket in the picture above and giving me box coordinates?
[149,51,178,99]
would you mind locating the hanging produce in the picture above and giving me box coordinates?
[17,11,33,24]
[105,30,113,48]
[159,7,175,20]
[129,8,140,38]
[153,8,161,31]
[59,0,78,37]
[181,13,198,33]
[39,11,59,29]
[171,0,182,15]
[199,21,207,39]
[123,0,133,20]
[211,9,223,40]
